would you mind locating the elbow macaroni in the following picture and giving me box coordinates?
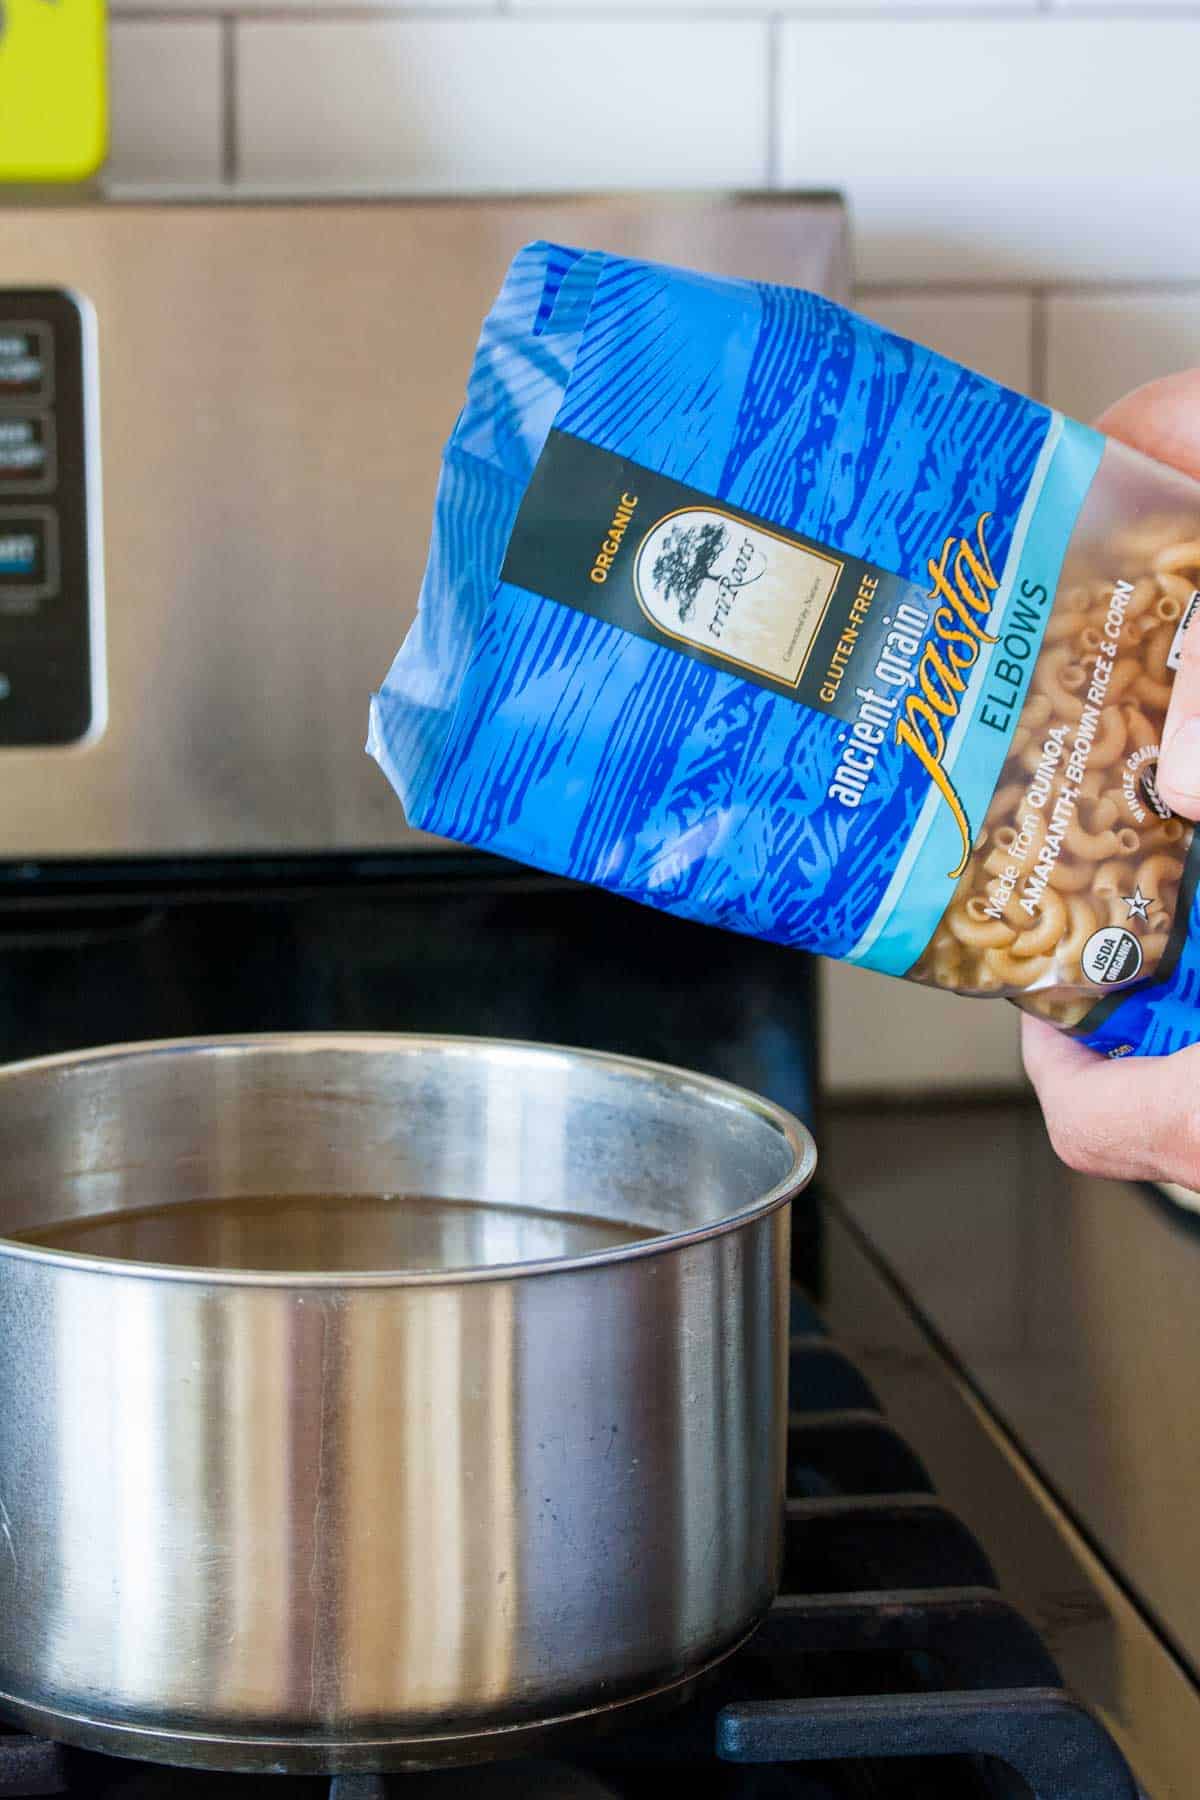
[912,518,1198,1026]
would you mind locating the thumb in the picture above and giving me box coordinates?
[1096,368,1200,483]
[1095,372,1200,822]
[1157,601,1200,821]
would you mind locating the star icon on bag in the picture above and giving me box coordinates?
[1122,884,1153,924]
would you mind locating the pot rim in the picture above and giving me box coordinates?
[0,1031,816,1289]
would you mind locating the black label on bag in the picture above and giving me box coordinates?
[500,430,927,725]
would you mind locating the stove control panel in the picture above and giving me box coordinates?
[0,291,104,747]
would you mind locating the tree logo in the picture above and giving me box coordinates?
[637,510,767,625]
[650,519,731,622]
[633,505,842,688]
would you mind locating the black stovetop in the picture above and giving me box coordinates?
[0,1287,1138,1800]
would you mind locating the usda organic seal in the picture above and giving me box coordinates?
[1081,926,1145,987]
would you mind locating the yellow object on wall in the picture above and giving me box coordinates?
[0,0,107,182]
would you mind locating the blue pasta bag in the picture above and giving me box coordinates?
[368,242,1200,1057]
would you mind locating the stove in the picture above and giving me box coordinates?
[0,1274,1141,1800]
[0,194,1188,1800]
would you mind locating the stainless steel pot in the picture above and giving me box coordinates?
[0,1034,814,1773]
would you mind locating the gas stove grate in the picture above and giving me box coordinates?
[0,1293,1141,1799]
[718,1592,1137,1799]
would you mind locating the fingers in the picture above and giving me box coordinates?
[1157,612,1200,819]
[1022,1013,1200,1186]
[1095,371,1200,820]
[1018,371,1200,1188]
[1096,369,1200,484]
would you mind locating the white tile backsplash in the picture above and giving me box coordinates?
[856,289,1035,393]
[1046,290,1200,423]
[1051,0,1199,9]
[236,18,769,193]
[511,0,773,8]
[107,21,224,189]
[780,20,1200,284]
[513,0,1034,8]
[109,0,493,11]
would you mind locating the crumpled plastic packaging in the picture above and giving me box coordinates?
[370,241,1200,1058]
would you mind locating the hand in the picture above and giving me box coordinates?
[1022,370,1200,1187]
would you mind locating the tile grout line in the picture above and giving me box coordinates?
[765,12,782,189]
[111,3,513,17]
[1030,286,1048,404]
[221,14,238,186]
[425,4,1200,15]
[106,5,1200,19]
[444,4,1200,14]
[858,278,1200,297]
